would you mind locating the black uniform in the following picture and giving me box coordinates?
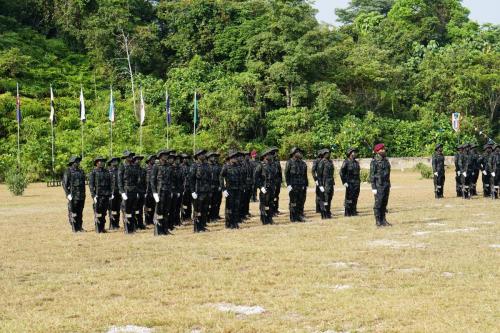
[317,157,335,219]
[118,159,140,233]
[151,161,173,235]
[190,160,212,232]
[454,150,463,197]
[241,157,253,218]
[209,160,223,221]
[62,164,86,232]
[144,161,156,225]
[312,157,321,213]
[254,157,277,225]
[89,165,112,233]
[457,148,472,199]
[470,148,480,196]
[108,164,121,229]
[220,159,242,228]
[170,160,184,229]
[340,157,360,216]
[135,162,147,229]
[272,158,283,216]
[285,157,308,222]
[250,158,259,202]
[181,160,192,221]
[431,151,445,198]
[370,153,391,226]
[491,147,500,199]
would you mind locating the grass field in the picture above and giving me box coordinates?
[0,170,499,333]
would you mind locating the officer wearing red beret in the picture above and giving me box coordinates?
[369,143,392,227]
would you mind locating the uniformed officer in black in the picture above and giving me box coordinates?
[89,157,112,233]
[144,155,156,226]
[108,157,121,229]
[491,144,500,199]
[250,150,259,202]
[431,144,445,198]
[134,155,147,230]
[317,148,335,219]
[150,150,172,235]
[312,150,325,214]
[370,143,391,227]
[118,150,140,233]
[180,153,193,221]
[169,151,184,229]
[454,145,464,197]
[220,150,242,229]
[190,149,211,232]
[340,147,361,216]
[470,144,480,196]
[285,147,308,222]
[271,147,283,216]
[63,156,86,232]
[479,144,492,197]
[458,144,472,199]
[241,151,254,219]
[208,152,222,221]
[254,148,277,225]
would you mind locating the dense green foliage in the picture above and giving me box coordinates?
[0,0,498,180]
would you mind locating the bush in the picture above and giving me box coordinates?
[360,169,370,183]
[5,167,29,196]
[415,162,433,179]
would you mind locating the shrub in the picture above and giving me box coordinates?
[360,169,370,183]
[415,162,433,179]
[5,167,29,196]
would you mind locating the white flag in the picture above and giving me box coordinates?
[49,86,55,124]
[79,87,86,123]
[139,88,145,125]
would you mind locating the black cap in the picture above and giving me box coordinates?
[435,143,443,150]
[346,147,358,156]
[207,151,220,158]
[181,153,190,159]
[122,150,135,159]
[107,157,120,165]
[289,147,303,157]
[93,156,107,165]
[227,150,240,159]
[133,155,144,161]
[260,148,274,160]
[68,155,81,166]
[157,149,171,158]
[194,149,207,158]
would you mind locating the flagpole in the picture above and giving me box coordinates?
[81,122,84,159]
[50,85,55,176]
[110,122,113,157]
[139,124,143,153]
[193,90,197,155]
[166,90,169,149]
[51,121,55,175]
[16,83,20,167]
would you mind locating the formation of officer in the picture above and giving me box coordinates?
[316,148,335,219]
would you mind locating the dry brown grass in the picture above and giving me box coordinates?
[0,170,499,333]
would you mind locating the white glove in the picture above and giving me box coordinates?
[434,172,438,176]
[315,180,319,186]
[482,170,487,175]
[372,189,377,194]
[223,190,229,198]
[343,183,348,188]
[191,192,198,199]
[121,193,128,201]
[319,186,325,193]
[111,195,114,200]
[93,196,97,204]
[218,187,222,191]
[287,185,292,192]
[67,194,72,201]
[260,187,267,194]
[153,193,160,203]
[463,172,467,177]
[492,172,496,177]
[177,193,181,198]
[457,171,461,176]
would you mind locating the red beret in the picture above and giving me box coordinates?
[374,143,385,152]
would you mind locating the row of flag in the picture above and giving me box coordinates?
[15,84,200,128]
